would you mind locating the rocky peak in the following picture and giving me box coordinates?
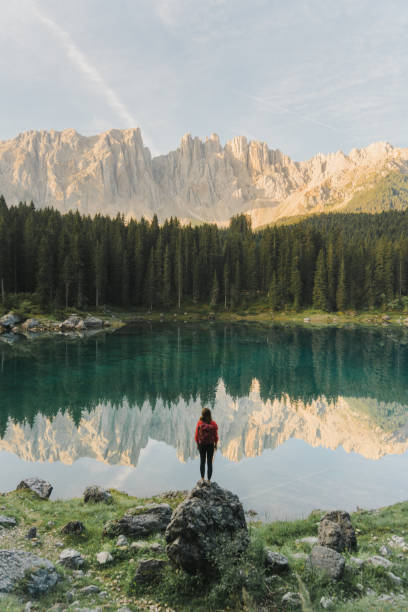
[1,127,408,225]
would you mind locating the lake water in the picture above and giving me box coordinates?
[1,322,408,519]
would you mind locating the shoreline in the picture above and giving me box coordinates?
[0,483,407,611]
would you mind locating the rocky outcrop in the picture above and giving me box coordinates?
[165,480,248,573]
[0,516,17,529]
[103,503,172,538]
[318,511,357,552]
[0,549,59,595]
[17,477,53,499]
[1,128,408,226]
[58,548,85,568]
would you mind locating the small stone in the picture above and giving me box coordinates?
[26,527,37,539]
[80,584,100,595]
[0,515,17,528]
[367,555,392,568]
[73,569,84,578]
[24,602,33,612]
[388,571,403,585]
[366,588,376,596]
[96,551,113,565]
[379,545,391,556]
[66,590,75,602]
[377,594,393,602]
[264,549,289,574]
[349,556,365,568]
[98,591,108,598]
[58,548,85,568]
[320,596,335,609]
[281,591,301,607]
[116,535,128,547]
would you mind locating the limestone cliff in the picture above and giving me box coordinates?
[1,128,408,226]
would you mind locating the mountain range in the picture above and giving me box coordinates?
[1,128,408,227]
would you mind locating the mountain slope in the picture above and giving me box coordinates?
[1,128,408,226]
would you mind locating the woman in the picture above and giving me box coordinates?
[195,407,219,482]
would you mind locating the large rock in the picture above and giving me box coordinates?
[133,559,167,585]
[17,477,53,499]
[165,480,248,573]
[0,549,59,596]
[83,485,112,504]
[22,318,40,331]
[307,545,345,580]
[0,516,17,529]
[103,503,172,538]
[264,550,289,574]
[61,521,85,536]
[84,316,103,329]
[318,510,357,552]
[0,312,22,328]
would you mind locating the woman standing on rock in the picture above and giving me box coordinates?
[195,407,219,482]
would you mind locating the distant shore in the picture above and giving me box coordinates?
[1,305,408,344]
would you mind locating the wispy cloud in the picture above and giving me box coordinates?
[31,1,137,129]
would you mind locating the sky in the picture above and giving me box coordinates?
[1,0,408,160]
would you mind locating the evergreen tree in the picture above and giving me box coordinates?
[290,255,302,310]
[336,257,347,311]
[210,270,219,307]
[312,249,328,311]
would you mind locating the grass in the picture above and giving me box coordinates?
[1,487,408,610]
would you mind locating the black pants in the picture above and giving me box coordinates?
[198,444,215,480]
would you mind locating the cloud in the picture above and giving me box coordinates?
[30,1,137,129]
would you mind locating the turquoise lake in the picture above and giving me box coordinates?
[1,322,408,519]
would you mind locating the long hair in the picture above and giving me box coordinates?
[201,407,212,424]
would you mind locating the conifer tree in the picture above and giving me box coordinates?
[312,249,328,310]
[210,270,219,307]
[336,257,347,311]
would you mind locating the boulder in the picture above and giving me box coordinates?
[61,521,85,536]
[83,485,112,504]
[26,527,37,540]
[0,515,17,529]
[0,312,22,328]
[60,319,76,331]
[58,548,85,568]
[22,318,40,331]
[133,559,167,585]
[17,477,53,499]
[307,545,345,580]
[84,316,103,329]
[116,535,128,547]
[264,550,289,574]
[103,320,111,327]
[0,549,59,596]
[103,503,172,539]
[318,510,357,552]
[165,480,248,573]
[403,318,408,327]
[76,320,86,331]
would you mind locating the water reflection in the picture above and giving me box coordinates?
[1,323,408,466]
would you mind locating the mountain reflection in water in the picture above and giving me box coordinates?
[1,323,408,467]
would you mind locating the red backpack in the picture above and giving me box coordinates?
[197,421,215,445]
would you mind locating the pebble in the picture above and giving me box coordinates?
[80,584,101,595]
[116,535,128,547]
[320,596,335,609]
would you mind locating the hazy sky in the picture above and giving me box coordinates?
[1,0,407,159]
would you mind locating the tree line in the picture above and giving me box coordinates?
[1,196,408,311]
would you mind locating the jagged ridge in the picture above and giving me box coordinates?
[1,128,408,226]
